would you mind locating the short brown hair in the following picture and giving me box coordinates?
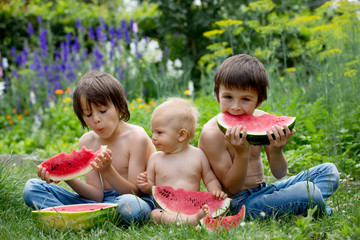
[73,70,130,128]
[214,54,269,105]
[151,97,198,140]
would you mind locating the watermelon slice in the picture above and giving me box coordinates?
[217,112,296,145]
[152,186,231,218]
[39,145,107,181]
[32,203,118,231]
[200,204,246,231]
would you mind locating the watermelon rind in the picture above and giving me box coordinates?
[152,186,231,218]
[31,203,118,231]
[41,145,107,181]
[217,112,296,145]
[200,204,246,231]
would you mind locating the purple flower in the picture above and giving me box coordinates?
[116,28,123,40]
[99,16,106,31]
[96,25,107,43]
[123,28,130,44]
[39,28,48,57]
[72,36,80,53]
[27,23,34,36]
[37,16,42,23]
[4,77,9,92]
[10,46,16,56]
[83,48,88,57]
[66,32,71,44]
[130,19,134,31]
[88,26,95,40]
[12,69,20,78]
[16,54,22,66]
[121,19,127,29]
[75,19,81,28]
[93,46,103,69]
[116,67,125,79]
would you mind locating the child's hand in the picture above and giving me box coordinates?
[212,190,228,200]
[90,149,112,173]
[37,165,59,184]
[136,172,150,193]
[225,125,250,152]
[267,125,296,151]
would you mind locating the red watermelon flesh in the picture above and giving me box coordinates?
[200,205,246,231]
[217,112,296,145]
[39,145,107,181]
[152,186,231,218]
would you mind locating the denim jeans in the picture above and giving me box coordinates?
[23,178,156,224]
[230,163,339,219]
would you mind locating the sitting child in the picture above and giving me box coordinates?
[137,97,227,225]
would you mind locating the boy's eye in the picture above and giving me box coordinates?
[100,110,107,114]
[85,113,92,118]
[224,95,232,99]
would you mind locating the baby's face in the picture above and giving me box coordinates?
[218,85,259,116]
[150,115,181,153]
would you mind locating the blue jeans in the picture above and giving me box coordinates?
[230,163,339,219]
[23,178,156,225]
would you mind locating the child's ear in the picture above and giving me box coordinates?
[178,129,188,142]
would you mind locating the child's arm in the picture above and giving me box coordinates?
[264,125,296,179]
[199,123,250,196]
[136,155,156,195]
[199,149,227,199]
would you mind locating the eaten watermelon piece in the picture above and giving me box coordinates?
[32,203,118,231]
[152,186,231,218]
[200,204,246,231]
[39,145,107,181]
[217,112,296,145]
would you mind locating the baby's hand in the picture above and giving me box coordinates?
[212,190,228,200]
[267,125,296,151]
[90,149,112,173]
[37,165,59,184]
[225,125,250,151]
[136,172,150,193]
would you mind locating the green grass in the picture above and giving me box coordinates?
[1,157,359,239]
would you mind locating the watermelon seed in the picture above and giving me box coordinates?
[68,163,71,165]
[62,208,65,210]
[57,164,59,167]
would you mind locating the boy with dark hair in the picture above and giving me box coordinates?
[199,54,339,219]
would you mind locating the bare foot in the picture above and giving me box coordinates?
[186,204,210,225]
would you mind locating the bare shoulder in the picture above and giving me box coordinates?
[78,131,101,150]
[199,117,225,148]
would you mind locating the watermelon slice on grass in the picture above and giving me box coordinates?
[217,112,296,145]
[200,204,246,231]
[39,145,107,181]
[32,203,118,231]
[152,186,231,218]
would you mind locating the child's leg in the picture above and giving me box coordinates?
[243,163,339,219]
[23,178,95,209]
[111,194,156,224]
[151,204,209,225]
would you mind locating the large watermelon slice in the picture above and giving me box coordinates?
[200,204,246,231]
[32,203,118,231]
[217,112,296,145]
[152,186,231,218]
[39,145,107,181]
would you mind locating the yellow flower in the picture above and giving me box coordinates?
[136,98,142,102]
[24,109,29,115]
[203,29,225,38]
[65,88,72,93]
[6,115,11,119]
[9,120,13,125]
[17,114,23,119]
[215,20,243,28]
[55,89,64,95]
[344,69,357,78]
[12,109,17,113]
[62,97,72,103]
[284,68,296,73]
[184,90,190,95]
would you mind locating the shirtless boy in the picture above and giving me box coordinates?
[23,70,156,224]
[199,54,339,219]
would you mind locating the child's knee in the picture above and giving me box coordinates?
[298,181,324,205]
[23,178,42,207]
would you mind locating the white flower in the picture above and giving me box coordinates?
[260,211,266,217]
[30,91,36,104]
[2,57,9,68]
[240,221,246,226]
[0,81,4,96]
[174,58,182,68]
